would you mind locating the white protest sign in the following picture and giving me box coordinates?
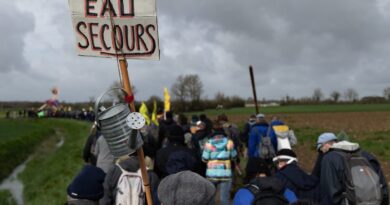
[69,0,159,60]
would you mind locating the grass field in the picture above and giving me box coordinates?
[0,119,56,181]
[189,103,390,116]
[19,119,90,205]
[0,118,91,205]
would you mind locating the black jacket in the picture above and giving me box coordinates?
[320,149,389,205]
[275,163,320,202]
[154,142,199,179]
[157,119,177,148]
[99,157,160,205]
[311,152,324,178]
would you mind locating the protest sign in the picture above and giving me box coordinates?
[69,0,159,60]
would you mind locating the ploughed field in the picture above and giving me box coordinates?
[226,111,390,181]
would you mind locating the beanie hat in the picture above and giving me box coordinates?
[167,125,185,144]
[273,149,298,164]
[246,157,271,177]
[158,171,216,205]
[67,165,106,200]
[317,132,338,150]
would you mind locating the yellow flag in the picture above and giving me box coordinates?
[151,100,159,126]
[164,87,170,112]
[139,102,151,125]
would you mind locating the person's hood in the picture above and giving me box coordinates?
[331,141,360,152]
[210,134,228,150]
[271,120,284,126]
[118,156,140,172]
[278,163,318,190]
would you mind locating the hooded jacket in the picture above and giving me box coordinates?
[248,122,269,158]
[320,141,389,205]
[202,130,237,181]
[275,162,320,202]
[99,157,160,205]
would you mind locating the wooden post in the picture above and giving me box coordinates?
[249,65,259,114]
[119,58,153,205]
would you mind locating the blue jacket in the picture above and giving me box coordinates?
[233,177,298,205]
[233,188,297,205]
[275,163,320,202]
[248,122,269,158]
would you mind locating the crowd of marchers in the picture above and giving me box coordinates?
[65,112,389,205]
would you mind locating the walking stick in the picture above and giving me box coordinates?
[119,59,153,205]
[249,65,259,114]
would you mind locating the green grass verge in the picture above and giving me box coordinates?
[188,103,390,116]
[0,190,17,205]
[293,127,390,161]
[19,119,90,205]
[0,119,57,181]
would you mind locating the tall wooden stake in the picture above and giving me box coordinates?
[249,65,259,114]
[119,59,153,205]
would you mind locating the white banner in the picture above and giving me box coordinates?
[69,0,159,60]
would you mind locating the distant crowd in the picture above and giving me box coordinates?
[5,107,95,122]
[64,111,388,205]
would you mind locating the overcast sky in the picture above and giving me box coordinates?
[1,0,390,102]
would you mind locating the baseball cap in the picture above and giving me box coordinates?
[317,132,338,150]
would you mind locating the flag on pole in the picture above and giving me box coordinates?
[139,102,151,125]
[151,100,159,126]
[164,87,171,112]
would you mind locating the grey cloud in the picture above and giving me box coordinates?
[0,2,34,73]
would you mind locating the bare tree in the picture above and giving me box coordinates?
[330,91,341,102]
[344,88,359,102]
[185,74,204,102]
[171,74,203,103]
[384,87,390,100]
[312,88,324,102]
[171,75,188,103]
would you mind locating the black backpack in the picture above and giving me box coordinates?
[245,177,289,205]
[334,150,382,205]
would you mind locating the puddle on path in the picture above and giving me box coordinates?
[0,157,32,205]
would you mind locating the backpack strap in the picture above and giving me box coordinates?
[244,184,260,196]
[252,191,289,205]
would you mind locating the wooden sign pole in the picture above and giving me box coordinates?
[249,65,259,114]
[119,58,153,205]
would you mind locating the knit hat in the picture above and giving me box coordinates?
[317,132,338,150]
[246,158,271,177]
[158,171,216,205]
[67,165,106,200]
[273,149,298,164]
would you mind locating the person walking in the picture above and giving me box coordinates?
[202,119,237,205]
[320,140,389,205]
[311,132,338,178]
[274,149,320,203]
[248,114,269,158]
